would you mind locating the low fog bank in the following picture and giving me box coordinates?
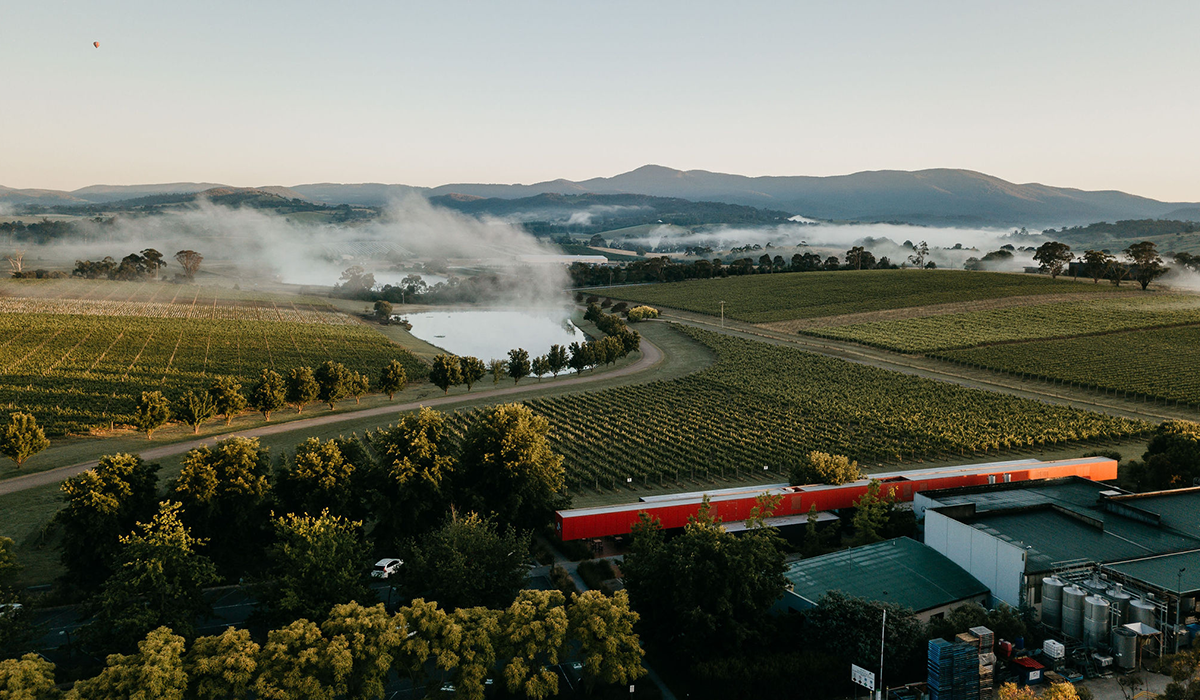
[613,221,1042,271]
[3,195,570,303]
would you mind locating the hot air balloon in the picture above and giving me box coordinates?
[93,41,100,48]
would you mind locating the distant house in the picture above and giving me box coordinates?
[777,536,989,621]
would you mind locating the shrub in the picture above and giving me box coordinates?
[627,306,660,322]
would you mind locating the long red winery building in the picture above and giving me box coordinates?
[554,456,1118,541]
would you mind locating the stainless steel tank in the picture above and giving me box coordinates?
[1113,627,1138,670]
[1042,577,1065,629]
[1130,598,1157,628]
[1084,595,1111,647]
[1107,586,1132,624]
[1063,585,1087,639]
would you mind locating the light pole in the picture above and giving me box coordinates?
[878,608,887,700]
[719,301,725,328]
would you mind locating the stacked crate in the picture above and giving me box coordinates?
[929,639,981,700]
[928,639,956,700]
[970,626,996,700]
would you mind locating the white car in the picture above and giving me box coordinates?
[371,558,403,579]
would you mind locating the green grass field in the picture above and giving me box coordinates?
[803,295,1200,353]
[599,270,1116,323]
[937,325,1200,406]
[444,327,1148,492]
[0,312,426,435]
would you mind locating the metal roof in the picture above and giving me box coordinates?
[783,537,989,613]
[924,477,1117,514]
[1105,549,1200,595]
[965,507,1200,573]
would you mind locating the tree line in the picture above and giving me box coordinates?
[566,246,915,287]
[1029,239,1173,290]
[0,590,643,700]
[70,249,204,282]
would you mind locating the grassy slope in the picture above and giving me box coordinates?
[600,269,1118,323]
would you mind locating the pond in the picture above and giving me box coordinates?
[402,308,584,361]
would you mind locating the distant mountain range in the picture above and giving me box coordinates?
[4,166,1199,228]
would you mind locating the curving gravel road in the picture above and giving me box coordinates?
[0,338,664,496]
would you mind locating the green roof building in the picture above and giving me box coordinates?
[779,537,989,621]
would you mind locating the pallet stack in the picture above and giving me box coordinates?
[970,626,996,700]
[929,639,981,700]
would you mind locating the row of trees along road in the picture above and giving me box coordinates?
[48,404,566,645]
[427,305,641,393]
[0,589,644,700]
[125,359,408,441]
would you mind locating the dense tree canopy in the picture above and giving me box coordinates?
[456,404,566,530]
[401,511,530,611]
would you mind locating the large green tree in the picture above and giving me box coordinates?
[256,510,372,625]
[1081,250,1115,283]
[1126,240,1169,290]
[459,356,486,392]
[184,627,259,700]
[253,620,352,700]
[1033,241,1073,279]
[250,369,287,422]
[393,599,455,692]
[365,407,456,546]
[401,511,530,611]
[285,366,320,414]
[498,590,569,700]
[170,437,272,576]
[71,627,188,700]
[567,590,646,691]
[622,499,786,661]
[58,453,159,591]
[274,438,363,520]
[506,349,531,384]
[83,502,219,652]
[377,360,407,401]
[1125,420,1200,491]
[428,355,462,394]
[0,413,49,469]
[546,345,568,377]
[207,376,247,425]
[133,391,171,440]
[443,607,501,700]
[456,403,566,530]
[314,361,352,411]
[807,591,927,687]
[321,602,401,700]
[0,653,59,699]
[788,451,860,486]
[175,390,216,434]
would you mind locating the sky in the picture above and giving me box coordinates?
[4,1,1200,201]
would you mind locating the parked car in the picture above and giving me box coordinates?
[371,558,403,579]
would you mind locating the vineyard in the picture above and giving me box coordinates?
[447,327,1148,492]
[802,295,1200,353]
[0,278,335,308]
[0,312,426,435]
[936,325,1200,407]
[600,270,1114,323]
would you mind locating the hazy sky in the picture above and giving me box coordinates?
[5,1,1200,200]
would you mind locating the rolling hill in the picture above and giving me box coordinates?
[4,166,1198,228]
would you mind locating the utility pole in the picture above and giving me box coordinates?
[719,301,725,328]
[878,608,887,700]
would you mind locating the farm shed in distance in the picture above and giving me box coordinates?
[777,536,989,621]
